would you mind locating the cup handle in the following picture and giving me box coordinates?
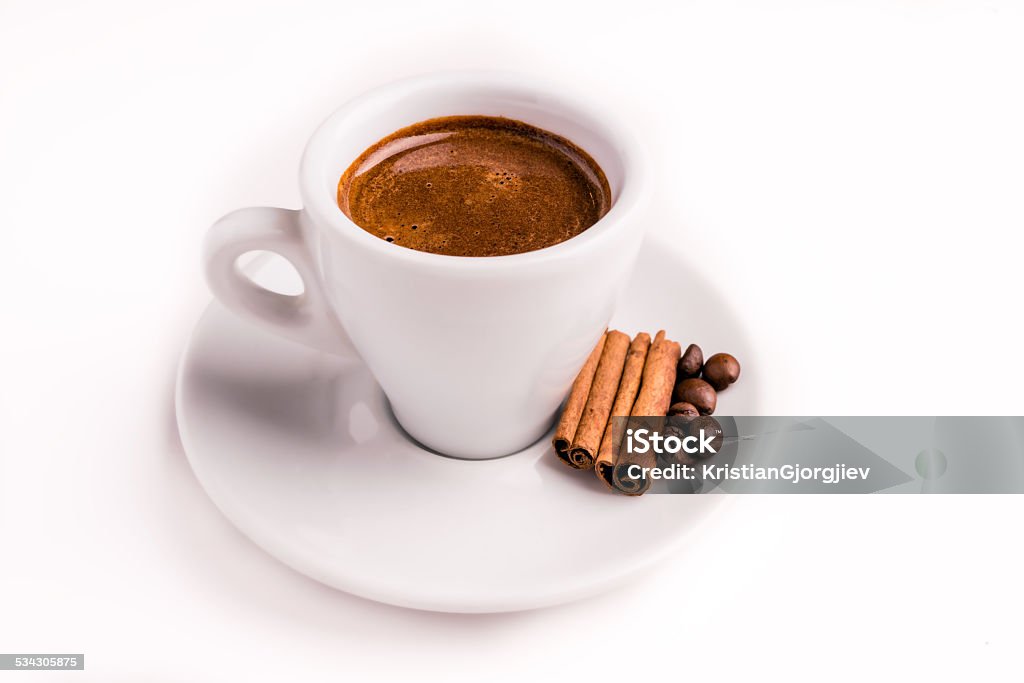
[203,206,357,356]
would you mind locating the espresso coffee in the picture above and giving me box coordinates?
[337,116,611,257]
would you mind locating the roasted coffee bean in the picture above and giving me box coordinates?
[660,419,697,466]
[663,420,689,439]
[702,353,740,391]
[668,402,700,417]
[678,344,704,379]
[687,415,723,456]
[673,378,717,415]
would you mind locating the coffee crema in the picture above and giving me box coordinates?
[337,116,611,257]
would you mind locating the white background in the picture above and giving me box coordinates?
[2,0,1023,680]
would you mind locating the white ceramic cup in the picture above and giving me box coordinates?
[203,72,649,458]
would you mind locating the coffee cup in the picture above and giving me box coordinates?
[203,71,649,458]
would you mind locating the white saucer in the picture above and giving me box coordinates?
[175,238,760,613]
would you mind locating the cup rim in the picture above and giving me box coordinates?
[299,70,650,271]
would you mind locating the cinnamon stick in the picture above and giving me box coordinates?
[552,333,607,462]
[567,330,631,469]
[595,332,651,489]
[612,335,681,496]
